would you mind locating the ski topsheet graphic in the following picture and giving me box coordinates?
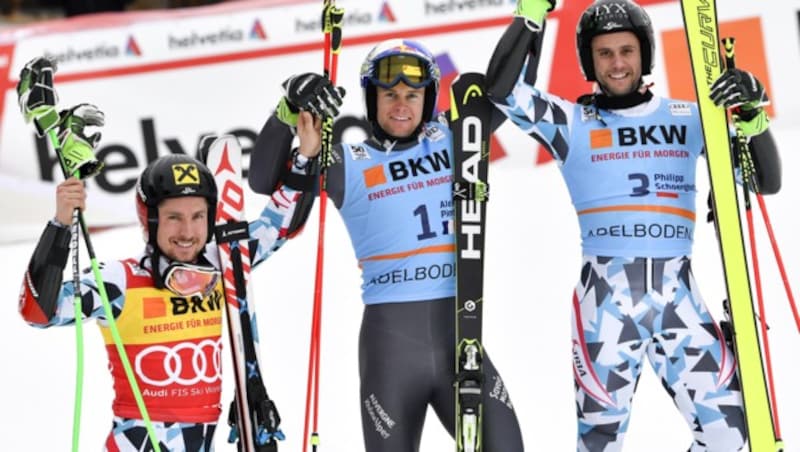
[679,1,780,450]
[205,135,283,452]
[450,72,493,452]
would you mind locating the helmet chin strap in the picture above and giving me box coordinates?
[146,245,167,289]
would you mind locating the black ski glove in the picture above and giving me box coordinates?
[710,68,770,136]
[276,73,345,128]
[709,68,768,118]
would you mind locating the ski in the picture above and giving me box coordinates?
[679,1,780,450]
[204,135,284,452]
[450,72,492,452]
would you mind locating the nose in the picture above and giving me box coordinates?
[610,52,627,68]
[177,218,194,237]
[391,94,412,110]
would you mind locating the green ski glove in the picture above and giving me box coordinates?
[734,108,769,137]
[514,0,556,27]
[710,68,770,137]
[17,56,60,137]
[275,96,300,129]
[58,104,105,179]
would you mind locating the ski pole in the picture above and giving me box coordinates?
[722,37,784,447]
[719,45,800,333]
[303,3,343,452]
[44,126,162,452]
[17,64,164,450]
[68,194,84,452]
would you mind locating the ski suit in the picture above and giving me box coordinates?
[490,56,752,451]
[250,116,524,452]
[19,186,304,452]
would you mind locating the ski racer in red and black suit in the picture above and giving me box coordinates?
[16,57,329,452]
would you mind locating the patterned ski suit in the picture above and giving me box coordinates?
[492,61,747,452]
[19,186,303,452]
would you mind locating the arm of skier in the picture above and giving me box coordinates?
[248,72,345,233]
[248,73,346,266]
[709,68,781,194]
[485,0,575,162]
[248,112,320,266]
[248,73,344,196]
[19,178,127,327]
[485,0,552,104]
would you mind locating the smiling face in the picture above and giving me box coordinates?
[591,31,643,97]
[375,82,425,138]
[155,196,209,263]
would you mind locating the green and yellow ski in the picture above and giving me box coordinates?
[679,1,780,450]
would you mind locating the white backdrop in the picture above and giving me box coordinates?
[1,0,799,450]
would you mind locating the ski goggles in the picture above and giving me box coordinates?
[163,262,221,298]
[370,55,433,89]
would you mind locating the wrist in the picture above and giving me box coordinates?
[50,216,70,229]
[735,108,768,137]
[292,149,311,170]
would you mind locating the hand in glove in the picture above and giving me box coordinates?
[17,57,60,136]
[710,68,769,136]
[514,0,556,27]
[58,104,105,179]
[276,73,346,129]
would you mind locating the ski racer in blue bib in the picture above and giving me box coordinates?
[486,0,782,451]
[249,39,524,452]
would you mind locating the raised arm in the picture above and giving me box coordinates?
[19,178,127,327]
[248,73,344,196]
[486,0,554,102]
[20,212,75,324]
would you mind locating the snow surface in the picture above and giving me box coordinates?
[1,124,798,451]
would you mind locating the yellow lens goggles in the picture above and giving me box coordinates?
[372,55,431,88]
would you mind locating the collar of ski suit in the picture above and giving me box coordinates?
[366,126,426,152]
[578,86,654,110]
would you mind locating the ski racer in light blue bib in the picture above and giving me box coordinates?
[248,38,524,452]
[486,0,781,451]
[336,124,456,304]
[547,90,704,258]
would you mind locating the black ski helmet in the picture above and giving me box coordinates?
[359,39,441,135]
[576,0,655,82]
[135,154,218,249]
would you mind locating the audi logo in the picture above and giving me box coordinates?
[135,338,222,387]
